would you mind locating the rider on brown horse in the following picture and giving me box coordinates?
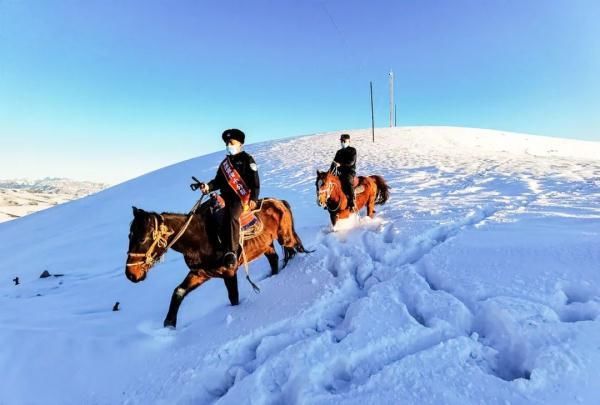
[197,129,260,268]
[330,133,357,212]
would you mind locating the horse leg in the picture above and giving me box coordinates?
[330,212,338,226]
[367,192,376,218]
[223,272,239,306]
[265,243,279,275]
[164,271,209,328]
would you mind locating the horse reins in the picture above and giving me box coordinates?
[126,194,263,293]
[126,214,175,267]
[318,178,341,212]
[126,195,206,268]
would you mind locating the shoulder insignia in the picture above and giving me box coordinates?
[250,163,258,171]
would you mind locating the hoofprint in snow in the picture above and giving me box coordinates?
[1,127,599,404]
[0,177,107,223]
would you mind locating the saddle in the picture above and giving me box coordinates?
[209,194,263,240]
[352,176,365,194]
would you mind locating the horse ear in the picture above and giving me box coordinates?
[316,170,322,175]
[132,206,140,216]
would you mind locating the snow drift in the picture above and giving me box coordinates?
[1,127,599,404]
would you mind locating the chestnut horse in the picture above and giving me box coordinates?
[316,170,390,226]
[125,198,308,328]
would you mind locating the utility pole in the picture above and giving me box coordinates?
[370,81,375,142]
[389,70,394,127]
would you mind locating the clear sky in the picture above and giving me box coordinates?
[1,0,599,183]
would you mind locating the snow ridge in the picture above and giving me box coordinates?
[1,127,599,405]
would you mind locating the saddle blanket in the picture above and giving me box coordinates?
[352,177,365,194]
[210,194,263,235]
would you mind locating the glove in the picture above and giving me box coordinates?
[243,200,257,212]
[191,182,209,194]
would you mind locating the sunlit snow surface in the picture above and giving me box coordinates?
[1,127,599,404]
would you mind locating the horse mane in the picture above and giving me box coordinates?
[158,211,187,216]
[158,199,213,218]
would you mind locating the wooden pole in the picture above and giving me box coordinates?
[370,81,375,142]
[389,70,394,127]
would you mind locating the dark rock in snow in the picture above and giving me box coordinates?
[40,270,51,278]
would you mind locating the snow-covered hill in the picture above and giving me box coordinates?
[1,127,599,404]
[0,178,107,223]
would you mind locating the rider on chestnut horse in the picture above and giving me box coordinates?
[330,134,357,212]
[196,129,259,269]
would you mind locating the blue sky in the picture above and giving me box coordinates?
[1,0,599,183]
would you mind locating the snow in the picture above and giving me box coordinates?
[0,178,107,223]
[1,126,599,404]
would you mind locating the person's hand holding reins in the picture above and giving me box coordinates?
[190,178,209,195]
[243,200,257,212]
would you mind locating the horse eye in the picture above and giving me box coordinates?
[318,180,323,187]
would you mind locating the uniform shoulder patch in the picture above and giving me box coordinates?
[250,163,258,171]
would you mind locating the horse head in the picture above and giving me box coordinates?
[125,207,173,283]
[315,170,339,208]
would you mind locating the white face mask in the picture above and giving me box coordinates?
[226,144,241,155]
[341,141,350,149]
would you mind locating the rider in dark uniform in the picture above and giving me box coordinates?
[199,129,260,268]
[330,133,357,211]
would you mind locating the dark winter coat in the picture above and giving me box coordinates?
[207,151,260,202]
[330,146,357,176]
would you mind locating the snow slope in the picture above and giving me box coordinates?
[0,178,107,223]
[1,127,599,404]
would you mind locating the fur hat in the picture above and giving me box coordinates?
[222,128,245,144]
[340,133,351,141]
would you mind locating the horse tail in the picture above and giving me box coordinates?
[279,199,313,267]
[372,175,390,205]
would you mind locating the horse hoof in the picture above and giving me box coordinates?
[163,319,177,329]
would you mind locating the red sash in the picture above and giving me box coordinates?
[220,157,251,206]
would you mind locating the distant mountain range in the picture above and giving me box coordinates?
[0,177,107,223]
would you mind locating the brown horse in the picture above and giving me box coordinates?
[125,198,308,328]
[316,170,390,226]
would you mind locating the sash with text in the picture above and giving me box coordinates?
[220,157,251,206]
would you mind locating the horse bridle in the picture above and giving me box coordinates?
[126,215,174,268]
[317,177,341,212]
[126,195,206,269]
